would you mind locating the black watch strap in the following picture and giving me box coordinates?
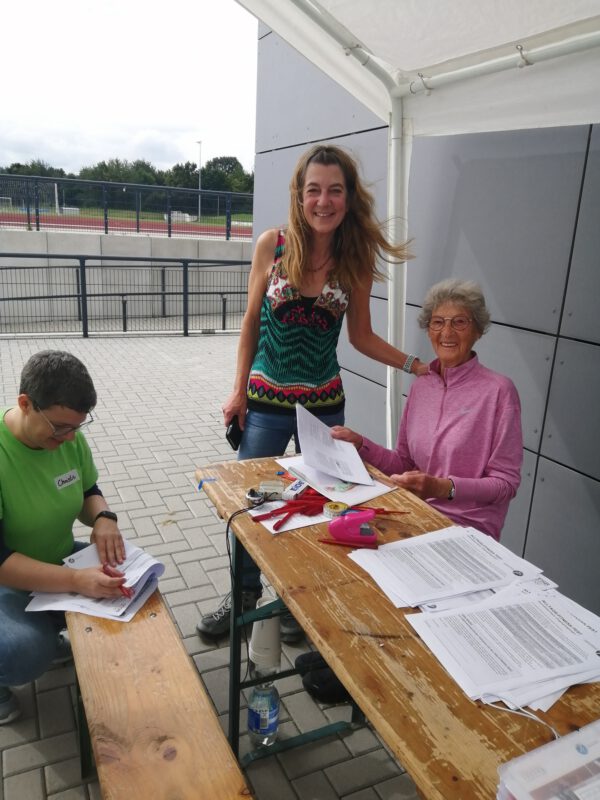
[94,510,118,523]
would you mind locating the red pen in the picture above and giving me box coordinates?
[352,507,409,516]
[102,563,134,598]
[318,538,379,550]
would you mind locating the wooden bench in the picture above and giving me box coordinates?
[67,590,253,800]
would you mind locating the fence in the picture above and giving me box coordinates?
[0,252,251,336]
[0,174,253,240]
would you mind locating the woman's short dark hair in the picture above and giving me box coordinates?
[418,279,491,335]
[19,350,97,412]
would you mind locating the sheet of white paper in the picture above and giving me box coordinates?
[26,540,164,620]
[419,574,558,613]
[295,404,373,485]
[27,577,159,622]
[484,665,600,711]
[247,500,329,534]
[277,455,393,505]
[64,540,164,590]
[351,525,542,607]
[407,590,600,707]
[349,548,411,607]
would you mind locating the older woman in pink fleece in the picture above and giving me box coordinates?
[300,278,523,704]
[332,278,523,541]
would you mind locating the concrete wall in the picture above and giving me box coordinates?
[0,229,252,264]
[253,27,600,614]
[0,230,253,323]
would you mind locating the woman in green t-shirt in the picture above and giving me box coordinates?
[0,351,125,724]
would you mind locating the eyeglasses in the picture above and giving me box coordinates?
[34,405,94,437]
[428,315,472,332]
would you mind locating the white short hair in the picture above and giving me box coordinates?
[418,279,491,334]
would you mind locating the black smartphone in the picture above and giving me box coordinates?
[225,415,243,451]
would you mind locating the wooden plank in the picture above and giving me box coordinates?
[196,458,600,800]
[67,591,252,800]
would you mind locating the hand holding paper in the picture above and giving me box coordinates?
[295,404,373,485]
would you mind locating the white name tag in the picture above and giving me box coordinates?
[55,470,80,490]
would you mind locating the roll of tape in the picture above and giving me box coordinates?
[323,501,349,519]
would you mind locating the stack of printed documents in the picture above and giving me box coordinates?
[497,718,600,798]
[26,540,165,622]
[350,526,600,711]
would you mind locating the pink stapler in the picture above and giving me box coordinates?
[325,509,378,547]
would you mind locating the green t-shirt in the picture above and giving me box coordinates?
[0,408,98,564]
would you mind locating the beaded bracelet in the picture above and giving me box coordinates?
[402,354,417,374]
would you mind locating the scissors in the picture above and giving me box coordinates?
[252,498,326,531]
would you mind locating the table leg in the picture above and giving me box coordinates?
[228,533,243,757]
[75,679,95,778]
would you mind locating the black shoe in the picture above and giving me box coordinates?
[295,650,327,676]
[196,589,261,638]
[280,610,304,643]
[302,666,350,704]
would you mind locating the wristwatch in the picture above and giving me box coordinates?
[94,510,118,523]
[447,479,456,501]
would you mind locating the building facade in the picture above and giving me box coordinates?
[252,24,600,613]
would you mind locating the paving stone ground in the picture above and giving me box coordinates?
[0,335,419,800]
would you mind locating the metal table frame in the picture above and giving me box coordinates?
[227,534,365,766]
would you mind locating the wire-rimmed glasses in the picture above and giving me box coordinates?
[34,404,94,437]
[428,315,472,332]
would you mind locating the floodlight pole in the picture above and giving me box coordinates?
[196,140,202,222]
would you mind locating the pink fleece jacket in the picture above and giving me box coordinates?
[359,355,522,540]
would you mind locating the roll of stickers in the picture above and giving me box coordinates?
[323,501,349,519]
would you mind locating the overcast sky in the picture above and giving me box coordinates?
[1,0,258,174]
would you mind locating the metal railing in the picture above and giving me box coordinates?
[0,174,253,240]
[0,252,251,337]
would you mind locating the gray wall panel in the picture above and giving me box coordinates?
[475,326,554,453]
[253,128,389,242]
[500,449,536,556]
[525,459,600,614]
[341,369,386,444]
[542,339,600,480]
[562,126,600,344]
[403,304,430,360]
[256,32,382,154]
[337,295,388,385]
[406,127,588,332]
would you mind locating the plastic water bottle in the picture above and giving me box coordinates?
[247,664,280,747]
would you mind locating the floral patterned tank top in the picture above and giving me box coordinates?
[247,230,350,416]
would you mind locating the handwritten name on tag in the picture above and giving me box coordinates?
[55,470,80,490]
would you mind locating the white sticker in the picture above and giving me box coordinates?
[55,470,80,490]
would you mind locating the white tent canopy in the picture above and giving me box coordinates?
[237,0,600,133]
[236,0,600,439]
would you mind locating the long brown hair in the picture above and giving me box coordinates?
[283,144,411,291]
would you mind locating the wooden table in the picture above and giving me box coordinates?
[196,457,600,800]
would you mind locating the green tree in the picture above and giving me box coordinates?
[201,156,253,193]
[79,158,159,185]
[1,156,253,192]
[164,161,199,190]
[2,160,66,178]
[129,159,159,185]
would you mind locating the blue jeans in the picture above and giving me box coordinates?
[0,540,89,688]
[237,408,345,591]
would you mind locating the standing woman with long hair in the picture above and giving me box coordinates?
[197,144,426,639]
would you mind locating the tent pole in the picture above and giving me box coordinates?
[386,95,411,447]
